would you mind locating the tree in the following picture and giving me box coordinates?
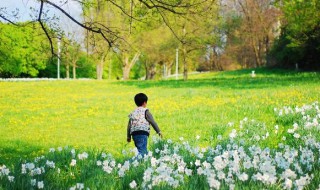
[221,0,280,68]
[0,22,51,77]
[1,0,216,79]
[61,38,81,79]
[160,0,219,80]
[271,0,320,70]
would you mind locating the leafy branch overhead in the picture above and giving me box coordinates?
[0,0,214,56]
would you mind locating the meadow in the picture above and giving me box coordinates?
[0,68,320,189]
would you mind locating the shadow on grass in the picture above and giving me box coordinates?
[117,75,320,89]
[0,140,43,165]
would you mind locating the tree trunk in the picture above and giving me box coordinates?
[108,61,112,80]
[96,62,104,80]
[167,61,173,76]
[122,52,140,80]
[122,66,130,80]
[72,61,76,79]
[182,46,188,81]
[251,40,261,68]
[97,54,106,80]
[144,60,149,80]
[147,63,156,80]
[66,63,70,79]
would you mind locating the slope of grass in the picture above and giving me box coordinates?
[0,68,319,166]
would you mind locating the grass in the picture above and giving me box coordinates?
[0,68,319,165]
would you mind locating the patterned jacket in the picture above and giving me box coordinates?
[127,107,161,138]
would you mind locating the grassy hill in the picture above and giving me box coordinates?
[0,68,319,189]
[0,68,319,163]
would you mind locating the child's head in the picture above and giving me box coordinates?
[134,93,148,107]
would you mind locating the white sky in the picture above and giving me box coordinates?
[1,0,84,40]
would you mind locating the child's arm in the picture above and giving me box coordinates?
[127,119,131,142]
[145,110,162,137]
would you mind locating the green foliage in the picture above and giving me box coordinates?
[271,0,320,70]
[75,55,97,79]
[0,23,51,77]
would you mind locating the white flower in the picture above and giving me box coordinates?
[179,137,184,141]
[26,163,35,170]
[229,129,237,139]
[238,173,249,181]
[284,178,292,189]
[217,170,226,180]
[287,129,295,133]
[132,160,139,167]
[69,186,76,190]
[101,153,107,158]
[8,176,14,182]
[49,148,55,152]
[217,135,222,140]
[185,168,192,176]
[281,169,297,180]
[293,123,299,130]
[196,135,200,140]
[31,179,36,186]
[151,157,157,167]
[295,174,312,189]
[76,183,84,190]
[37,181,44,189]
[57,147,63,151]
[129,180,137,189]
[208,177,220,189]
[46,160,55,168]
[70,159,77,166]
[21,164,26,174]
[282,136,286,141]
[293,133,300,138]
[197,167,204,175]
[202,161,211,169]
[195,160,201,167]
[78,152,89,160]
[96,160,102,166]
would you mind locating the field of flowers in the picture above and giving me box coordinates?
[0,69,320,189]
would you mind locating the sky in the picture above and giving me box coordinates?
[1,0,84,40]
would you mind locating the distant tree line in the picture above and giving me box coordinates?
[0,0,318,79]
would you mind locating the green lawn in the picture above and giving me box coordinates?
[0,68,319,165]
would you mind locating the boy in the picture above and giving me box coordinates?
[127,93,162,156]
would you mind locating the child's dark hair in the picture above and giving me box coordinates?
[134,93,148,106]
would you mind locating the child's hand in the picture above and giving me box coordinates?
[159,132,163,139]
[127,138,131,142]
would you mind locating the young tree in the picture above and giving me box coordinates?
[61,38,81,79]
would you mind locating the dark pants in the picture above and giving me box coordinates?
[132,134,148,157]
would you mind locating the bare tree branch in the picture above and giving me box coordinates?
[108,0,142,22]
[0,14,19,25]
[138,0,186,15]
[38,1,56,56]
[153,4,183,44]
[153,0,209,8]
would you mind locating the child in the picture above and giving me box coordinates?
[127,93,162,157]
